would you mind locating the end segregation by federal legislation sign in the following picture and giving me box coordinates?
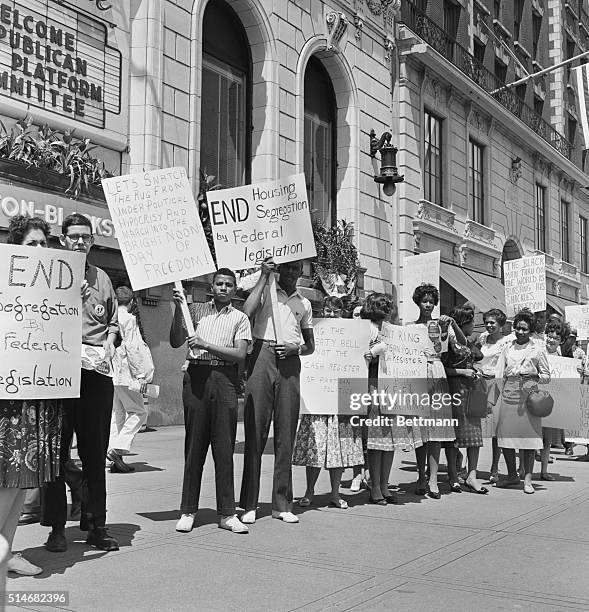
[503,254,546,318]
[206,173,316,270]
[0,244,84,399]
[102,168,216,291]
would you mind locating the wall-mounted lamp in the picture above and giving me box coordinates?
[370,129,405,196]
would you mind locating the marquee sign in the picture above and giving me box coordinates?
[0,0,121,128]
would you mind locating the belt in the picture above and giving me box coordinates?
[189,359,234,367]
[255,339,277,346]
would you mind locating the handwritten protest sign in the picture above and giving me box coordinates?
[503,254,546,317]
[401,252,440,322]
[375,323,443,417]
[206,173,316,271]
[566,383,589,443]
[0,244,84,399]
[565,305,589,341]
[300,319,371,415]
[102,167,215,291]
[542,355,582,429]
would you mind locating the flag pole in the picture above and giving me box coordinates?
[490,50,589,94]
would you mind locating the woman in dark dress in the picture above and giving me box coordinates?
[0,216,63,579]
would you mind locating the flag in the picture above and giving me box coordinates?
[573,64,589,149]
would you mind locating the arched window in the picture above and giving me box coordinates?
[200,1,251,187]
[304,56,337,226]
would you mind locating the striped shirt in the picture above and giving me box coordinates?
[185,300,251,362]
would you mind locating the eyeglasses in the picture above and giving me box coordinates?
[66,233,93,244]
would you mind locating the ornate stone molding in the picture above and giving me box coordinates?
[417,200,457,231]
[326,11,349,52]
[384,35,395,62]
[353,13,364,39]
[553,278,562,296]
[559,260,578,278]
[422,74,443,106]
[464,219,495,246]
[366,0,383,15]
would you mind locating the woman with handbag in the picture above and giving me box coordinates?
[495,310,550,494]
[476,309,514,484]
[443,307,488,494]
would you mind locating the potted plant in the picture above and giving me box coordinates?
[311,218,362,298]
[0,116,111,200]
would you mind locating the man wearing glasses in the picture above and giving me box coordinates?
[42,214,120,552]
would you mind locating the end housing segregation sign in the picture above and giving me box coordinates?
[503,254,546,317]
[102,168,215,290]
[0,244,84,399]
[207,173,316,270]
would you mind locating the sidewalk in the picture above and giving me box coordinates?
[9,426,589,612]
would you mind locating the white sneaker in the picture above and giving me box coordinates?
[271,511,299,523]
[241,510,256,524]
[350,474,362,492]
[175,513,195,532]
[7,553,42,576]
[219,515,249,534]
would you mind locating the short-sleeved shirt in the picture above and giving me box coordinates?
[251,284,313,344]
[82,264,118,346]
[185,300,251,361]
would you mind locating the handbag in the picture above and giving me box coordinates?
[466,375,489,418]
[526,388,554,418]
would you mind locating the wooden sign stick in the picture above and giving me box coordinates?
[174,280,195,337]
[268,273,284,344]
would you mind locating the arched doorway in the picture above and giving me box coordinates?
[304,56,337,226]
[200,0,251,188]
[500,238,522,283]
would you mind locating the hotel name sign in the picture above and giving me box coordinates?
[0,1,121,128]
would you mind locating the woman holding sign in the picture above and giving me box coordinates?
[495,310,550,494]
[412,284,465,499]
[293,297,364,509]
[0,215,63,579]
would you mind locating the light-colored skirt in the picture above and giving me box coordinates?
[293,415,364,469]
[495,378,543,450]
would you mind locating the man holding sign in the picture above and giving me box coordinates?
[239,258,315,524]
[42,214,120,553]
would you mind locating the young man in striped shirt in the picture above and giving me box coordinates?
[170,268,251,534]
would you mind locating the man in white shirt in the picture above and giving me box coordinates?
[239,258,315,524]
[107,286,151,473]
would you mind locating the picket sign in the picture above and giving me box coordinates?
[268,274,284,344]
[174,280,195,337]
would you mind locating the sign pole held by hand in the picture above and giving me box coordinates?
[174,280,195,337]
[268,274,284,344]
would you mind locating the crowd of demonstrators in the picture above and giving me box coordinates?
[8,230,589,570]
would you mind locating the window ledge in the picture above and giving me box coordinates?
[514,41,532,59]
[493,19,513,39]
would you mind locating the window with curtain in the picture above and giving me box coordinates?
[535,184,547,252]
[581,216,588,273]
[200,1,250,188]
[561,201,570,262]
[469,140,484,224]
[304,56,337,226]
[424,110,443,206]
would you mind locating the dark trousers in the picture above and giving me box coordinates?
[239,341,301,513]
[42,369,113,529]
[180,365,239,515]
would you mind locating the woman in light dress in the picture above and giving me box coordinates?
[294,297,364,509]
[411,284,466,499]
[495,310,550,494]
[362,293,423,504]
[475,309,513,484]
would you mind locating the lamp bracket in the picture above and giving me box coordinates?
[369,129,392,157]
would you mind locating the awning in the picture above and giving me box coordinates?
[546,293,581,315]
[440,262,506,314]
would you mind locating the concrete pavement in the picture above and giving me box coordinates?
[8,425,589,612]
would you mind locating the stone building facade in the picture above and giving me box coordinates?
[1,0,588,424]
